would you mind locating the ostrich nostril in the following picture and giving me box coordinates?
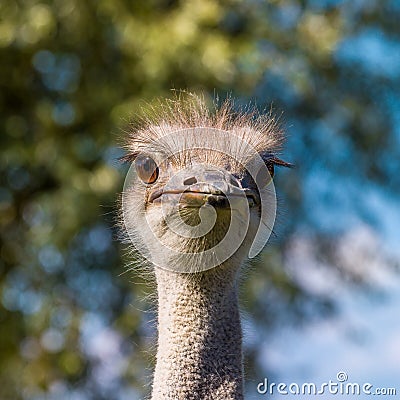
[183,176,197,186]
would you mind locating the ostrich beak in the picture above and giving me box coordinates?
[149,166,259,208]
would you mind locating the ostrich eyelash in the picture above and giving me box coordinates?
[266,157,294,169]
[119,152,294,169]
[118,152,140,164]
[260,151,294,169]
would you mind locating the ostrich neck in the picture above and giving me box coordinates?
[151,266,243,400]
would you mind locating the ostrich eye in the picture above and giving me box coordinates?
[135,155,159,184]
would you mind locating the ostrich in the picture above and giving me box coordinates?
[120,94,291,400]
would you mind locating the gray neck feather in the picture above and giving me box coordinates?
[151,265,244,400]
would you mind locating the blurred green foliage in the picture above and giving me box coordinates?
[1,0,399,399]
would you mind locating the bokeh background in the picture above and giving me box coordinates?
[1,0,400,399]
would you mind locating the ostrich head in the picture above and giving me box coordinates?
[119,94,291,399]
[121,94,291,275]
